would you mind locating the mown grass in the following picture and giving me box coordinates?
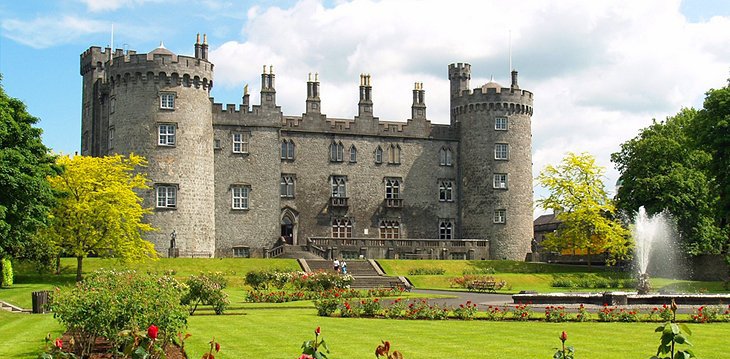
[5,307,730,359]
[379,259,727,293]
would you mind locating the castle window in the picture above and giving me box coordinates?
[495,116,508,130]
[232,247,250,258]
[385,178,401,199]
[374,146,383,164]
[214,139,222,149]
[439,147,452,166]
[331,175,347,198]
[379,220,400,239]
[494,209,506,224]
[349,145,357,163]
[280,175,295,198]
[439,219,454,239]
[281,139,295,160]
[439,180,454,202]
[158,124,176,146]
[495,143,509,160]
[110,97,116,114]
[160,93,175,110]
[332,218,353,238]
[232,132,250,154]
[108,127,115,150]
[156,184,177,208]
[388,144,401,164]
[493,173,508,189]
[231,185,251,210]
[329,141,344,162]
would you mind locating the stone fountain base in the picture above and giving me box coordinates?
[513,292,730,306]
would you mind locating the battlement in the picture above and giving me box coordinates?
[106,53,213,91]
[448,62,471,77]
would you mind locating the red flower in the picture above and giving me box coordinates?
[147,325,159,340]
[54,338,63,349]
[215,342,221,352]
[299,355,314,359]
[315,326,321,336]
[560,331,568,342]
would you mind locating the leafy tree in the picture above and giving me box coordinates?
[537,152,631,265]
[0,78,59,286]
[43,154,157,280]
[611,108,726,254]
[693,84,730,230]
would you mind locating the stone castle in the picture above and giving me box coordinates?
[80,34,534,260]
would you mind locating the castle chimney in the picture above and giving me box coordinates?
[358,74,373,117]
[411,82,426,119]
[195,33,202,59]
[260,64,276,107]
[201,34,209,60]
[306,72,321,114]
[242,84,250,112]
[511,70,519,89]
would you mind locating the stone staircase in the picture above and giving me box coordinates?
[302,259,410,290]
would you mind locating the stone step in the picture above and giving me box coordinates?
[0,300,29,313]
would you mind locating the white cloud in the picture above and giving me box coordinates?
[1,16,109,49]
[206,0,730,216]
[79,0,154,12]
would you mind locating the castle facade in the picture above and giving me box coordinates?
[80,35,534,260]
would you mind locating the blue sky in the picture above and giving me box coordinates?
[1,0,730,214]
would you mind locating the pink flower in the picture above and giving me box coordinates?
[299,355,314,359]
[54,338,63,349]
[560,331,568,342]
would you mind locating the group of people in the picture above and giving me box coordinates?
[333,259,348,274]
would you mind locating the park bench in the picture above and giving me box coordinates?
[467,280,505,293]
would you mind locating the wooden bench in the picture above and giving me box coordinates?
[467,280,505,293]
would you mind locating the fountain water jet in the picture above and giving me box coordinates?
[632,206,685,293]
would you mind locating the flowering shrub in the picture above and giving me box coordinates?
[575,304,590,322]
[314,298,340,316]
[598,304,618,322]
[692,305,723,323]
[405,299,448,320]
[513,303,531,321]
[291,271,353,291]
[484,305,510,321]
[384,298,406,319]
[360,298,383,317]
[246,287,402,303]
[453,301,478,320]
[544,305,567,322]
[650,304,673,322]
[201,338,222,359]
[51,269,188,358]
[182,272,229,315]
[617,308,639,322]
[448,274,506,290]
[339,301,359,318]
[38,334,74,359]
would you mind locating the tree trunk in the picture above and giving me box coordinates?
[55,255,61,275]
[76,256,83,282]
[587,248,592,268]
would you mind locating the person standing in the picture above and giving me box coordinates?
[341,261,347,275]
[333,258,340,272]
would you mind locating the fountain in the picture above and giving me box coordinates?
[513,206,730,305]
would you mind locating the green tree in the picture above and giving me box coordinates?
[42,154,157,281]
[0,78,59,286]
[693,84,730,231]
[611,108,725,254]
[537,152,631,265]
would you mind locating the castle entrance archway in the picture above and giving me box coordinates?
[280,208,298,245]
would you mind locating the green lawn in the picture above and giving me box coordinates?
[4,308,730,359]
[378,259,726,293]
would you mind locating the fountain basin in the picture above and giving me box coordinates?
[513,292,730,306]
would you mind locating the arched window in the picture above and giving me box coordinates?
[281,140,294,160]
[349,145,357,163]
[330,141,344,162]
[439,147,452,166]
[374,146,383,164]
[439,219,453,239]
[388,144,401,164]
[384,178,401,199]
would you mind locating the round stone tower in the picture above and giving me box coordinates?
[103,38,215,256]
[449,63,533,260]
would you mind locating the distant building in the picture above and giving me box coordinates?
[80,34,534,260]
